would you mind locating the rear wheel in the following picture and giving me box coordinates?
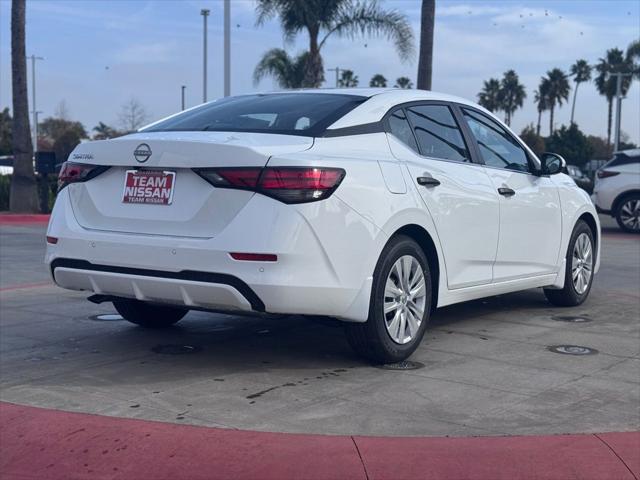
[345,235,432,364]
[113,299,188,328]
[544,220,595,307]
[615,194,640,233]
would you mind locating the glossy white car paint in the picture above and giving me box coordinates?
[46,89,600,323]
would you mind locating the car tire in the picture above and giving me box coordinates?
[544,220,595,307]
[113,299,188,328]
[614,193,640,233]
[345,235,432,364]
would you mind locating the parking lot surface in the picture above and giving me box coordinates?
[1,217,638,438]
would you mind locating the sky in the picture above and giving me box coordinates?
[0,0,639,144]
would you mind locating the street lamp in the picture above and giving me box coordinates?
[201,9,210,103]
[328,67,341,88]
[181,85,186,111]
[27,55,44,152]
[223,0,230,97]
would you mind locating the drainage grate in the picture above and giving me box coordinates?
[90,313,124,322]
[552,315,591,323]
[151,344,201,355]
[548,345,598,356]
[377,360,425,370]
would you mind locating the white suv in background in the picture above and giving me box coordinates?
[592,149,640,233]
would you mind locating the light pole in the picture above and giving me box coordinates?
[27,55,44,152]
[223,0,230,97]
[181,85,186,111]
[611,72,632,152]
[201,9,210,103]
[328,67,341,87]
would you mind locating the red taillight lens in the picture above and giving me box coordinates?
[194,167,345,204]
[597,170,620,179]
[46,236,58,245]
[230,252,278,262]
[57,162,109,191]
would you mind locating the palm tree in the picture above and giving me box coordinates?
[477,78,501,113]
[417,0,435,90]
[534,81,550,137]
[627,39,640,79]
[10,0,38,213]
[394,77,413,89]
[497,70,526,127]
[569,59,592,125]
[255,0,414,87]
[253,48,309,88]
[338,69,359,87]
[369,73,387,87]
[543,68,570,135]
[595,48,633,146]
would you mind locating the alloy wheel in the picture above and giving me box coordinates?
[571,233,593,295]
[619,199,640,231]
[383,255,427,345]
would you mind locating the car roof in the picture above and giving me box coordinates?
[257,88,488,129]
[614,148,640,156]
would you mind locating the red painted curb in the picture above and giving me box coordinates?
[0,214,50,225]
[1,402,638,480]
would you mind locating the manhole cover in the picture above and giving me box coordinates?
[552,315,591,323]
[548,345,598,356]
[377,360,425,370]
[90,313,124,321]
[151,344,201,355]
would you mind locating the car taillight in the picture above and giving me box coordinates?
[194,167,345,204]
[57,162,109,191]
[597,170,620,179]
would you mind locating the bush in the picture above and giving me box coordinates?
[0,174,58,213]
[545,123,593,168]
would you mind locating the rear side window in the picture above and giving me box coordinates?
[606,153,640,167]
[388,109,418,152]
[143,93,366,137]
[462,108,530,173]
[405,105,471,162]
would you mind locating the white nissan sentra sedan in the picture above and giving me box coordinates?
[45,89,600,363]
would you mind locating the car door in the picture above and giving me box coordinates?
[386,103,500,289]
[459,107,562,282]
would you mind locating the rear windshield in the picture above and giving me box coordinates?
[143,93,366,137]
[604,152,640,168]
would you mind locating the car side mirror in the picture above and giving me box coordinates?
[540,152,567,175]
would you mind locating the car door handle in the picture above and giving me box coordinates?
[417,176,441,187]
[498,187,516,197]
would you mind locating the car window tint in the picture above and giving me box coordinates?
[606,153,640,167]
[406,105,470,162]
[388,109,418,152]
[462,109,530,172]
[143,93,366,137]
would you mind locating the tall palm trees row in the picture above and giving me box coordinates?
[478,40,639,144]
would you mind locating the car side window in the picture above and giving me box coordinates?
[462,108,530,173]
[387,108,419,153]
[404,105,471,163]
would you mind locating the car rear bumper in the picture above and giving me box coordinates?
[45,189,378,322]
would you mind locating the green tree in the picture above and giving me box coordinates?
[569,60,592,125]
[595,48,633,146]
[497,70,526,127]
[369,73,387,87]
[394,76,413,89]
[92,122,123,140]
[519,124,545,157]
[10,0,38,213]
[416,0,435,90]
[38,117,88,163]
[543,68,570,136]
[0,108,12,156]
[534,82,550,137]
[586,135,613,159]
[545,123,593,168]
[477,78,501,113]
[254,48,309,88]
[255,0,414,87]
[338,69,359,87]
[627,39,640,79]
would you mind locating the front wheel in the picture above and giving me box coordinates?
[615,194,640,233]
[544,220,595,307]
[345,235,432,364]
[113,299,188,328]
